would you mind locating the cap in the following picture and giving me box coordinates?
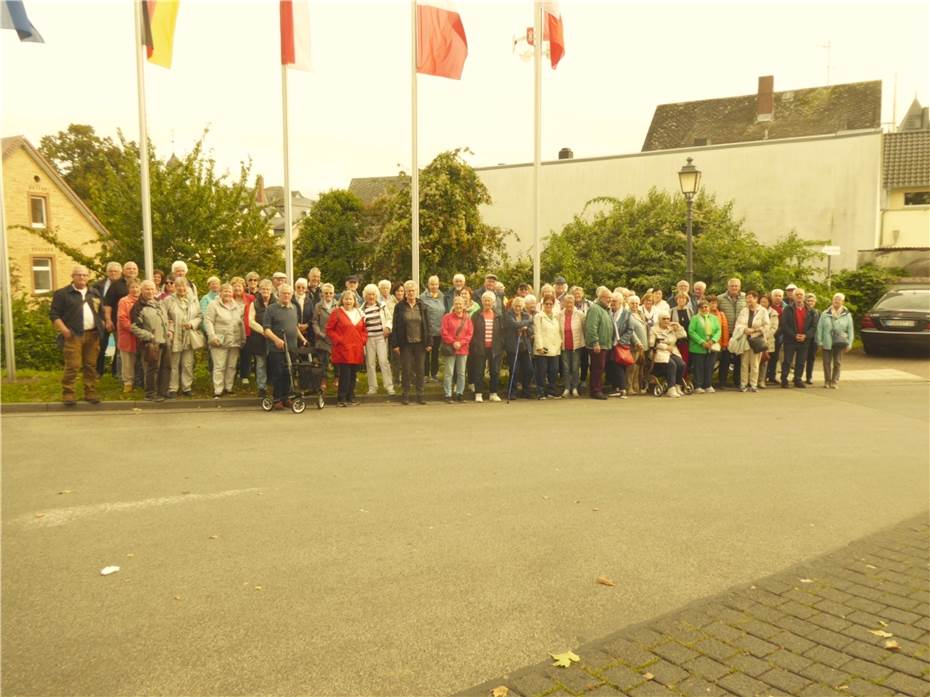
[485,273,498,281]
[272,271,288,279]
[553,275,567,284]
[785,283,797,291]
[346,274,359,282]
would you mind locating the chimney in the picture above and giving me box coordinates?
[558,147,574,160]
[757,75,774,122]
[255,175,266,204]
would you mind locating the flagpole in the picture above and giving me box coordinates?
[410,0,420,288]
[133,0,155,280]
[0,150,16,381]
[281,64,294,282]
[532,1,542,293]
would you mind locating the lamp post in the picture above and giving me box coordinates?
[677,157,702,288]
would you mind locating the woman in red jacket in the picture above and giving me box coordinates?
[326,290,368,407]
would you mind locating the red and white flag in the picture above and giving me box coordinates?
[541,1,564,69]
[416,0,467,80]
[280,0,310,71]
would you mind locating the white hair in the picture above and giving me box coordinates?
[403,280,418,291]
[833,292,845,302]
[277,284,293,295]
[105,261,122,272]
[378,279,392,289]
[628,295,641,304]
[481,291,497,304]
[452,273,465,283]
[694,281,706,291]
[596,286,611,299]
[171,260,188,273]
[295,277,308,288]
[657,310,671,319]
[363,283,379,297]
[524,294,537,305]
[321,283,335,292]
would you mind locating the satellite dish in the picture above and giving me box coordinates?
[512,26,551,63]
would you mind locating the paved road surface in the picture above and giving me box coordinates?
[2,359,928,696]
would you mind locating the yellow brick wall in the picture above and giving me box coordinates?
[3,145,102,298]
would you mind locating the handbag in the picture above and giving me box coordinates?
[188,328,205,350]
[728,332,749,355]
[831,324,849,349]
[440,316,467,356]
[749,334,767,353]
[143,342,161,364]
[613,344,634,366]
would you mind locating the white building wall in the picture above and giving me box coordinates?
[476,131,883,271]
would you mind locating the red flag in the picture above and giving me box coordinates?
[417,1,467,80]
[543,1,564,69]
[280,0,310,70]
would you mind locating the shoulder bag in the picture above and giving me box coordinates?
[440,316,467,356]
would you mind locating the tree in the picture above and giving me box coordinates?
[294,190,365,284]
[39,124,121,203]
[367,149,511,284]
[30,125,282,288]
[541,188,825,295]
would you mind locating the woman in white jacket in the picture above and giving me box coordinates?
[162,278,202,397]
[533,296,563,399]
[204,283,245,398]
[733,290,770,393]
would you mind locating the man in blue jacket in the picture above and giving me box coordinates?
[779,287,818,388]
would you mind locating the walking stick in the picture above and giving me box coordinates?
[506,329,527,404]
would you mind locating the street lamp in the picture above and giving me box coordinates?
[677,157,702,288]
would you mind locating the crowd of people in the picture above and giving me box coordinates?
[49,261,855,408]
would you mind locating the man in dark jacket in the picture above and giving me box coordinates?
[94,261,122,376]
[391,280,431,405]
[780,287,818,388]
[49,265,105,406]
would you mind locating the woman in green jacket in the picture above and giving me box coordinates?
[815,293,854,389]
[687,300,721,393]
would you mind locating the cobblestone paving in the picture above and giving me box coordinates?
[458,515,930,697]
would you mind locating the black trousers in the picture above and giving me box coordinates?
[718,350,741,387]
[507,350,533,397]
[804,338,817,382]
[471,350,501,393]
[423,336,441,378]
[268,351,290,402]
[765,333,783,381]
[336,363,359,402]
[579,347,590,383]
[143,344,171,398]
[401,343,426,397]
[781,342,808,385]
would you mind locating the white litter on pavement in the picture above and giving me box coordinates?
[99,566,120,576]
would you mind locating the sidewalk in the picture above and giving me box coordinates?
[458,515,930,697]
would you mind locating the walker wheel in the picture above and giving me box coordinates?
[292,398,306,414]
[681,380,695,395]
[261,397,274,411]
[317,393,325,410]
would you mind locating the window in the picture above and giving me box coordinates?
[904,192,930,206]
[32,257,53,294]
[29,195,47,228]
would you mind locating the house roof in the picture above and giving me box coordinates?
[2,135,110,238]
[642,80,882,151]
[263,185,314,208]
[883,131,930,189]
[348,175,404,205]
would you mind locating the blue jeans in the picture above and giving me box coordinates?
[561,348,581,390]
[443,354,467,396]
[692,351,716,389]
[535,354,560,396]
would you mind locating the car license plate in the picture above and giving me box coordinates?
[885,320,915,328]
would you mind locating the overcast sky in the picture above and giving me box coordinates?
[2,0,927,199]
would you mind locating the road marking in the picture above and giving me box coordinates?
[10,488,264,529]
[839,369,926,382]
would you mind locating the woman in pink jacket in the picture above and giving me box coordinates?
[326,291,368,407]
[116,279,141,393]
[440,295,475,403]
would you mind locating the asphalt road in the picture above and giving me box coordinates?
[2,357,928,696]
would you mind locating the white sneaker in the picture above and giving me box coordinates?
[571,388,580,397]
[241,378,250,385]
[474,393,483,402]
[386,388,396,395]
[694,387,705,394]
[367,390,378,396]
[489,393,502,402]
[668,387,681,398]
[562,389,569,398]
[705,386,715,394]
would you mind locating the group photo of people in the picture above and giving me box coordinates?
[50,261,855,410]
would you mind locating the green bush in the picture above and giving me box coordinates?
[0,296,63,371]
[813,264,903,328]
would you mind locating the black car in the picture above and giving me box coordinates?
[861,286,930,355]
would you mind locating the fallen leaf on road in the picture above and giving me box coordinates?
[884,640,901,652]
[865,564,877,569]
[100,566,120,576]
[643,672,655,680]
[799,578,814,583]
[58,490,73,495]
[836,685,848,691]
[491,687,509,697]
[254,585,263,591]
[208,535,219,540]
[592,508,599,512]
[542,496,549,500]
[550,651,580,668]
[174,595,182,601]
[870,629,894,638]
[596,575,616,587]
[878,620,888,627]
[34,513,45,518]
[126,553,134,558]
